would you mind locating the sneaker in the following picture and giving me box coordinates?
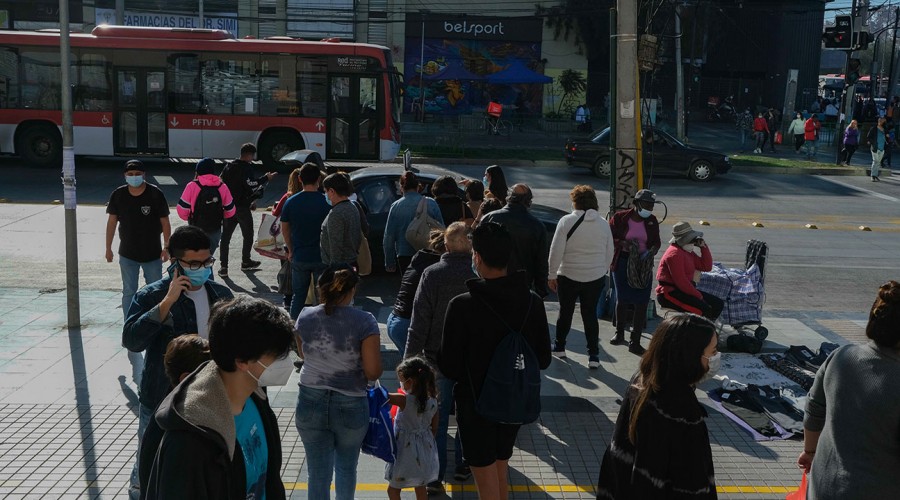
[552,343,566,359]
[588,355,600,369]
[217,267,228,278]
[609,332,627,346]
[426,481,445,496]
[628,341,646,356]
[241,260,262,271]
[454,464,472,481]
[872,176,880,182]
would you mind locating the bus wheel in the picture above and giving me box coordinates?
[258,131,304,168]
[19,125,62,167]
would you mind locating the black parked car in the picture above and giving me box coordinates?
[564,127,731,181]
[349,165,566,272]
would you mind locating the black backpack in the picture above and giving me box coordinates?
[189,180,224,232]
[469,294,541,425]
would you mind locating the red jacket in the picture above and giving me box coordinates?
[608,208,661,270]
[753,117,769,133]
[655,244,713,299]
[804,118,820,141]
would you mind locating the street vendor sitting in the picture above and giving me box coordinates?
[655,221,724,320]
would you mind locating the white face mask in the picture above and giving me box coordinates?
[248,356,294,387]
[701,352,722,382]
[681,243,695,253]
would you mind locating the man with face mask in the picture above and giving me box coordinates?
[655,221,724,320]
[105,159,172,389]
[142,296,293,499]
[122,225,233,499]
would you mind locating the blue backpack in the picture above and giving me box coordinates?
[469,294,541,425]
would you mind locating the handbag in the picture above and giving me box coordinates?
[361,381,397,463]
[774,131,783,144]
[405,197,445,251]
[253,213,287,259]
[276,259,292,295]
[357,230,372,276]
[785,471,807,500]
[626,240,654,289]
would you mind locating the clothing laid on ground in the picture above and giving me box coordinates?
[708,385,803,440]
[759,353,815,390]
[597,378,717,499]
[294,305,380,397]
[281,191,331,264]
[142,361,285,500]
[439,272,551,467]
[383,192,444,269]
[803,342,900,500]
[107,184,170,262]
[481,204,551,297]
[319,199,361,266]
[385,393,439,489]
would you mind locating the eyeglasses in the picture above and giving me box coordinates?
[178,257,216,270]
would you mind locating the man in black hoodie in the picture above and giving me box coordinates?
[142,296,294,499]
[439,222,551,500]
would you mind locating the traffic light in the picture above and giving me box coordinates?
[823,15,853,49]
[846,58,862,85]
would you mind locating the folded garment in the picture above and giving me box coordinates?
[759,353,815,391]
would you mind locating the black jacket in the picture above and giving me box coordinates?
[142,361,286,500]
[391,249,442,318]
[122,276,233,410]
[439,271,552,400]
[482,203,550,297]
[221,159,269,207]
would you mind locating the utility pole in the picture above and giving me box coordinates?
[200,0,205,27]
[609,8,617,217]
[837,0,860,164]
[115,0,124,24]
[887,7,899,96]
[59,0,80,327]
[674,4,685,141]
[611,0,639,212]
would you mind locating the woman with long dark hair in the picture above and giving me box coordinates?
[596,313,719,499]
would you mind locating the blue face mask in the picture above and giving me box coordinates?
[482,176,489,186]
[471,258,479,278]
[325,193,332,206]
[637,208,652,218]
[125,175,144,188]
[182,266,211,287]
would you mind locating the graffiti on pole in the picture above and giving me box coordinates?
[615,149,637,211]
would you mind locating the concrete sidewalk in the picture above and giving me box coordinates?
[0,285,867,499]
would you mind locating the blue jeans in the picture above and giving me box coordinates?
[290,261,327,320]
[120,256,161,385]
[386,313,411,356]
[130,403,155,489]
[295,385,369,500]
[437,375,464,482]
[804,139,818,159]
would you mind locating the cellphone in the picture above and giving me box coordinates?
[166,262,183,279]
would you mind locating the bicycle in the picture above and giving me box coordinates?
[482,113,511,136]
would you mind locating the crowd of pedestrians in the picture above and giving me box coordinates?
[102,152,897,500]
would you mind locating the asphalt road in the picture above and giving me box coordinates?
[1,157,898,315]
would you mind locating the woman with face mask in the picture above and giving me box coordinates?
[596,313,719,499]
[787,112,807,154]
[608,189,662,355]
[655,221,724,321]
[293,265,383,500]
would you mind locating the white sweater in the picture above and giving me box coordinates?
[548,209,615,282]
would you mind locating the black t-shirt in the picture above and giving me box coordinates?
[106,184,170,262]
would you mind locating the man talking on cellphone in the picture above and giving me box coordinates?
[122,225,233,500]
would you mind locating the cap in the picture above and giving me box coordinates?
[196,158,216,176]
[124,159,145,172]
[634,189,656,204]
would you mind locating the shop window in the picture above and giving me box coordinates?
[168,54,201,113]
[74,51,112,111]
[260,55,297,116]
[200,53,259,115]
[298,56,327,117]
[0,48,19,109]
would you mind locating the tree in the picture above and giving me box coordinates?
[557,69,587,114]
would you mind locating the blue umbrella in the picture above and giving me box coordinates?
[486,61,552,84]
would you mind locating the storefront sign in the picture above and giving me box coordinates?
[406,13,542,42]
[95,8,238,37]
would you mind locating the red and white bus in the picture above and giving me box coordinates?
[0,26,402,167]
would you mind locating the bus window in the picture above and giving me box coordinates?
[0,48,19,109]
[168,54,201,113]
[201,53,259,115]
[74,50,112,111]
[21,48,73,110]
[298,56,327,117]
[260,55,297,116]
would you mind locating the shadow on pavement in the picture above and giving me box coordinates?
[68,325,104,498]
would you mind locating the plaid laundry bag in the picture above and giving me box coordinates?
[698,263,764,324]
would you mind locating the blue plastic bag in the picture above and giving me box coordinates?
[361,381,397,463]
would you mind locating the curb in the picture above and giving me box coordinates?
[729,164,867,176]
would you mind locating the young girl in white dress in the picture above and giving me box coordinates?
[386,357,439,500]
